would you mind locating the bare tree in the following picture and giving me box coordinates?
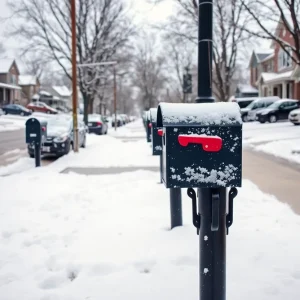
[0,42,5,56]
[163,33,196,102]
[149,0,252,101]
[241,0,300,65]
[132,35,167,110]
[8,0,135,122]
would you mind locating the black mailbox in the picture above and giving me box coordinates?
[150,108,162,155]
[25,118,47,145]
[157,102,242,188]
[146,110,151,143]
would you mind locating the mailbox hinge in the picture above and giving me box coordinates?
[226,187,238,235]
[187,188,201,235]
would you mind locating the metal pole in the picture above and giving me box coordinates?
[71,0,79,152]
[195,1,227,300]
[169,188,182,229]
[113,66,117,131]
[34,144,41,167]
[159,154,163,183]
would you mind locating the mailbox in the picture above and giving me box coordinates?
[150,108,162,156]
[25,118,47,145]
[156,102,242,188]
[146,110,151,143]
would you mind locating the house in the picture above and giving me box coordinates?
[40,85,72,109]
[19,75,40,105]
[0,59,22,106]
[235,84,259,98]
[249,18,300,99]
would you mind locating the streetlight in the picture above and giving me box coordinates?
[77,61,118,131]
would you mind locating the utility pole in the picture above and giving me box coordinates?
[113,66,117,131]
[71,0,79,152]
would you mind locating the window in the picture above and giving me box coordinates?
[278,48,292,69]
[11,74,17,85]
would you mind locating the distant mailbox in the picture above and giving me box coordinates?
[25,118,47,144]
[156,102,242,188]
[150,108,162,155]
[146,110,151,143]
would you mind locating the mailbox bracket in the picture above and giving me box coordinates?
[187,188,201,235]
[226,187,238,235]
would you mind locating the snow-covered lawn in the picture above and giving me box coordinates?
[0,120,300,299]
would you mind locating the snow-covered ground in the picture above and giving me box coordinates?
[0,120,300,299]
[244,121,300,163]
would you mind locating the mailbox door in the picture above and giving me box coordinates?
[26,119,42,144]
[165,126,242,188]
[146,120,151,143]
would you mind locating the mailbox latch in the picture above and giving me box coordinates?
[226,187,238,235]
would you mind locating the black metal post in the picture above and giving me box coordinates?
[159,154,163,183]
[34,144,41,167]
[169,188,182,229]
[195,1,227,300]
[198,188,227,300]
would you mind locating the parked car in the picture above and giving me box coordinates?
[2,104,32,116]
[257,99,300,124]
[27,102,58,114]
[244,96,280,122]
[230,96,257,109]
[289,108,300,125]
[28,117,86,158]
[87,114,108,135]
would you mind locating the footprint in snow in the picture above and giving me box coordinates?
[134,260,156,274]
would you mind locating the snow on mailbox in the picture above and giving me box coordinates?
[156,102,242,188]
[146,110,151,143]
[150,108,162,156]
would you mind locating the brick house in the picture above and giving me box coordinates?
[0,59,22,106]
[249,18,300,100]
[19,75,40,105]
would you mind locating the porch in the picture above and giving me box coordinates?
[0,83,22,106]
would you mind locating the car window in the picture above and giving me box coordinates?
[285,102,299,110]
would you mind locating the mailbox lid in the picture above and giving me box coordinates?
[149,108,158,124]
[157,102,242,127]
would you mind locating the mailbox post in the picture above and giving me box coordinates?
[192,0,242,299]
[25,118,47,167]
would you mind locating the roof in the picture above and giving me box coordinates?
[0,82,21,90]
[0,59,14,73]
[237,84,258,94]
[52,86,72,97]
[149,108,157,123]
[259,53,275,63]
[40,90,52,96]
[157,102,242,127]
[257,71,293,84]
[19,75,37,86]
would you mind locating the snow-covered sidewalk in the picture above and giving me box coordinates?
[0,120,300,300]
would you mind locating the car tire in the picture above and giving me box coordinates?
[20,112,25,116]
[4,111,7,115]
[269,115,277,123]
[29,153,34,158]
[46,110,51,114]
[259,118,266,124]
[64,141,71,155]
[294,123,300,126]
[242,115,248,122]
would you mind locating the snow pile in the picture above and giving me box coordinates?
[158,102,242,126]
[256,138,300,164]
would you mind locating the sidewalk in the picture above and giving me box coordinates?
[0,120,300,300]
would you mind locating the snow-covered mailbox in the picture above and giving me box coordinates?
[25,118,47,145]
[156,102,242,188]
[149,108,162,156]
[146,110,151,143]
